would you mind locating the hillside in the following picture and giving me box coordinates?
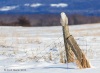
[0,0,100,15]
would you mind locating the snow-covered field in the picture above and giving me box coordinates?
[0,23,100,73]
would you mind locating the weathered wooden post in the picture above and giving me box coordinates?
[60,12,91,69]
[60,12,74,63]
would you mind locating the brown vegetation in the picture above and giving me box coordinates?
[68,14,100,25]
[0,14,100,26]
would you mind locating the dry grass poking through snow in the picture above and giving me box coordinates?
[0,24,99,64]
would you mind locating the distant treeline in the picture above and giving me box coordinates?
[0,14,100,26]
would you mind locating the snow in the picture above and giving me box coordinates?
[30,3,43,8]
[24,3,68,8]
[24,4,30,7]
[24,3,43,8]
[50,3,68,7]
[0,23,100,73]
[0,6,19,11]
